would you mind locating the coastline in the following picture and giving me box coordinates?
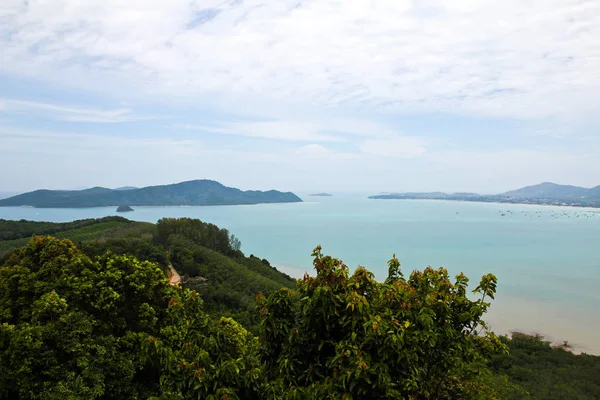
[486,294,600,355]
[273,261,600,356]
[370,197,600,212]
[272,262,311,279]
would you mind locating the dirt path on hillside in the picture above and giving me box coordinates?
[167,264,181,286]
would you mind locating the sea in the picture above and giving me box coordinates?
[2,193,599,354]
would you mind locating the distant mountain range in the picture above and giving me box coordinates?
[500,182,599,200]
[0,180,302,208]
[369,182,600,207]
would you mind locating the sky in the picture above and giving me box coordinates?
[1,0,600,194]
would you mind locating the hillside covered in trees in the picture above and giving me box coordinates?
[0,179,302,208]
[0,217,599,399]
[0,217,295,332]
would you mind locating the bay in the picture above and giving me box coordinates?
[2,194,599,353]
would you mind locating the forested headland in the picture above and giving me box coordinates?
[0,179,302,208]
[0,217,598,399]
[369,182,600,208]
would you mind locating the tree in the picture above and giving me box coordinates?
[0,236,263,399]
[230,234,242,252]
[156,218,234,255]
[0,236,156,398]
[256,246,506,399]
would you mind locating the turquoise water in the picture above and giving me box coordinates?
[2,195,599,353]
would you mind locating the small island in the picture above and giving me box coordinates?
[116,205,134,212]
[309,193,333,197]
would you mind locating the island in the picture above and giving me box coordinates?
[0,179,303,208]
[369,182,600,208]
[116,205,134,212]
[309,193,333,197]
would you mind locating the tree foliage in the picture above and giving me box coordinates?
[1,236,163,398]
[489,332,600,399]
[256,245,506,399]
[0,217,297,335]
[0,216,130,241]
[156,218,237,256]
[0,236,261,399]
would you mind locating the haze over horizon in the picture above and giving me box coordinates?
[1,0,600,193]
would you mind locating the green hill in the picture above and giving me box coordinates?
[501,182,592,200]
[0,217,295,333]
[0,216,139,259]
[0,179,303,208]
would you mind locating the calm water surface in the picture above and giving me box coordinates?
[2,195,599,353]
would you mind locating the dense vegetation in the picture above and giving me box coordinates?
[258,248,510,399]
[0,217,137,260]
[0,216,132,242]
[0,217,295,333]
[0,179,302,208]
[0,236,260,399]
[0,218,598,398]
[489,333,600,399]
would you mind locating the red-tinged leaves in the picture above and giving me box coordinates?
[257,246,504,399]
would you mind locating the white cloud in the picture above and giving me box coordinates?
[296,144,331,157]
[1,0,599,121]
[360,137,427,157]
[173,121,345,142]
[172,116,404,142]
[2,1,600,192]
[0,98,151,123]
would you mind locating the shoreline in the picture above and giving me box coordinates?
[273,262,600,356]
[4,199,600,215]
[272,262,311,279]
[486,295,600,355]
[369,197,600,211]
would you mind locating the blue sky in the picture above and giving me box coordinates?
[1,0,600,193]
